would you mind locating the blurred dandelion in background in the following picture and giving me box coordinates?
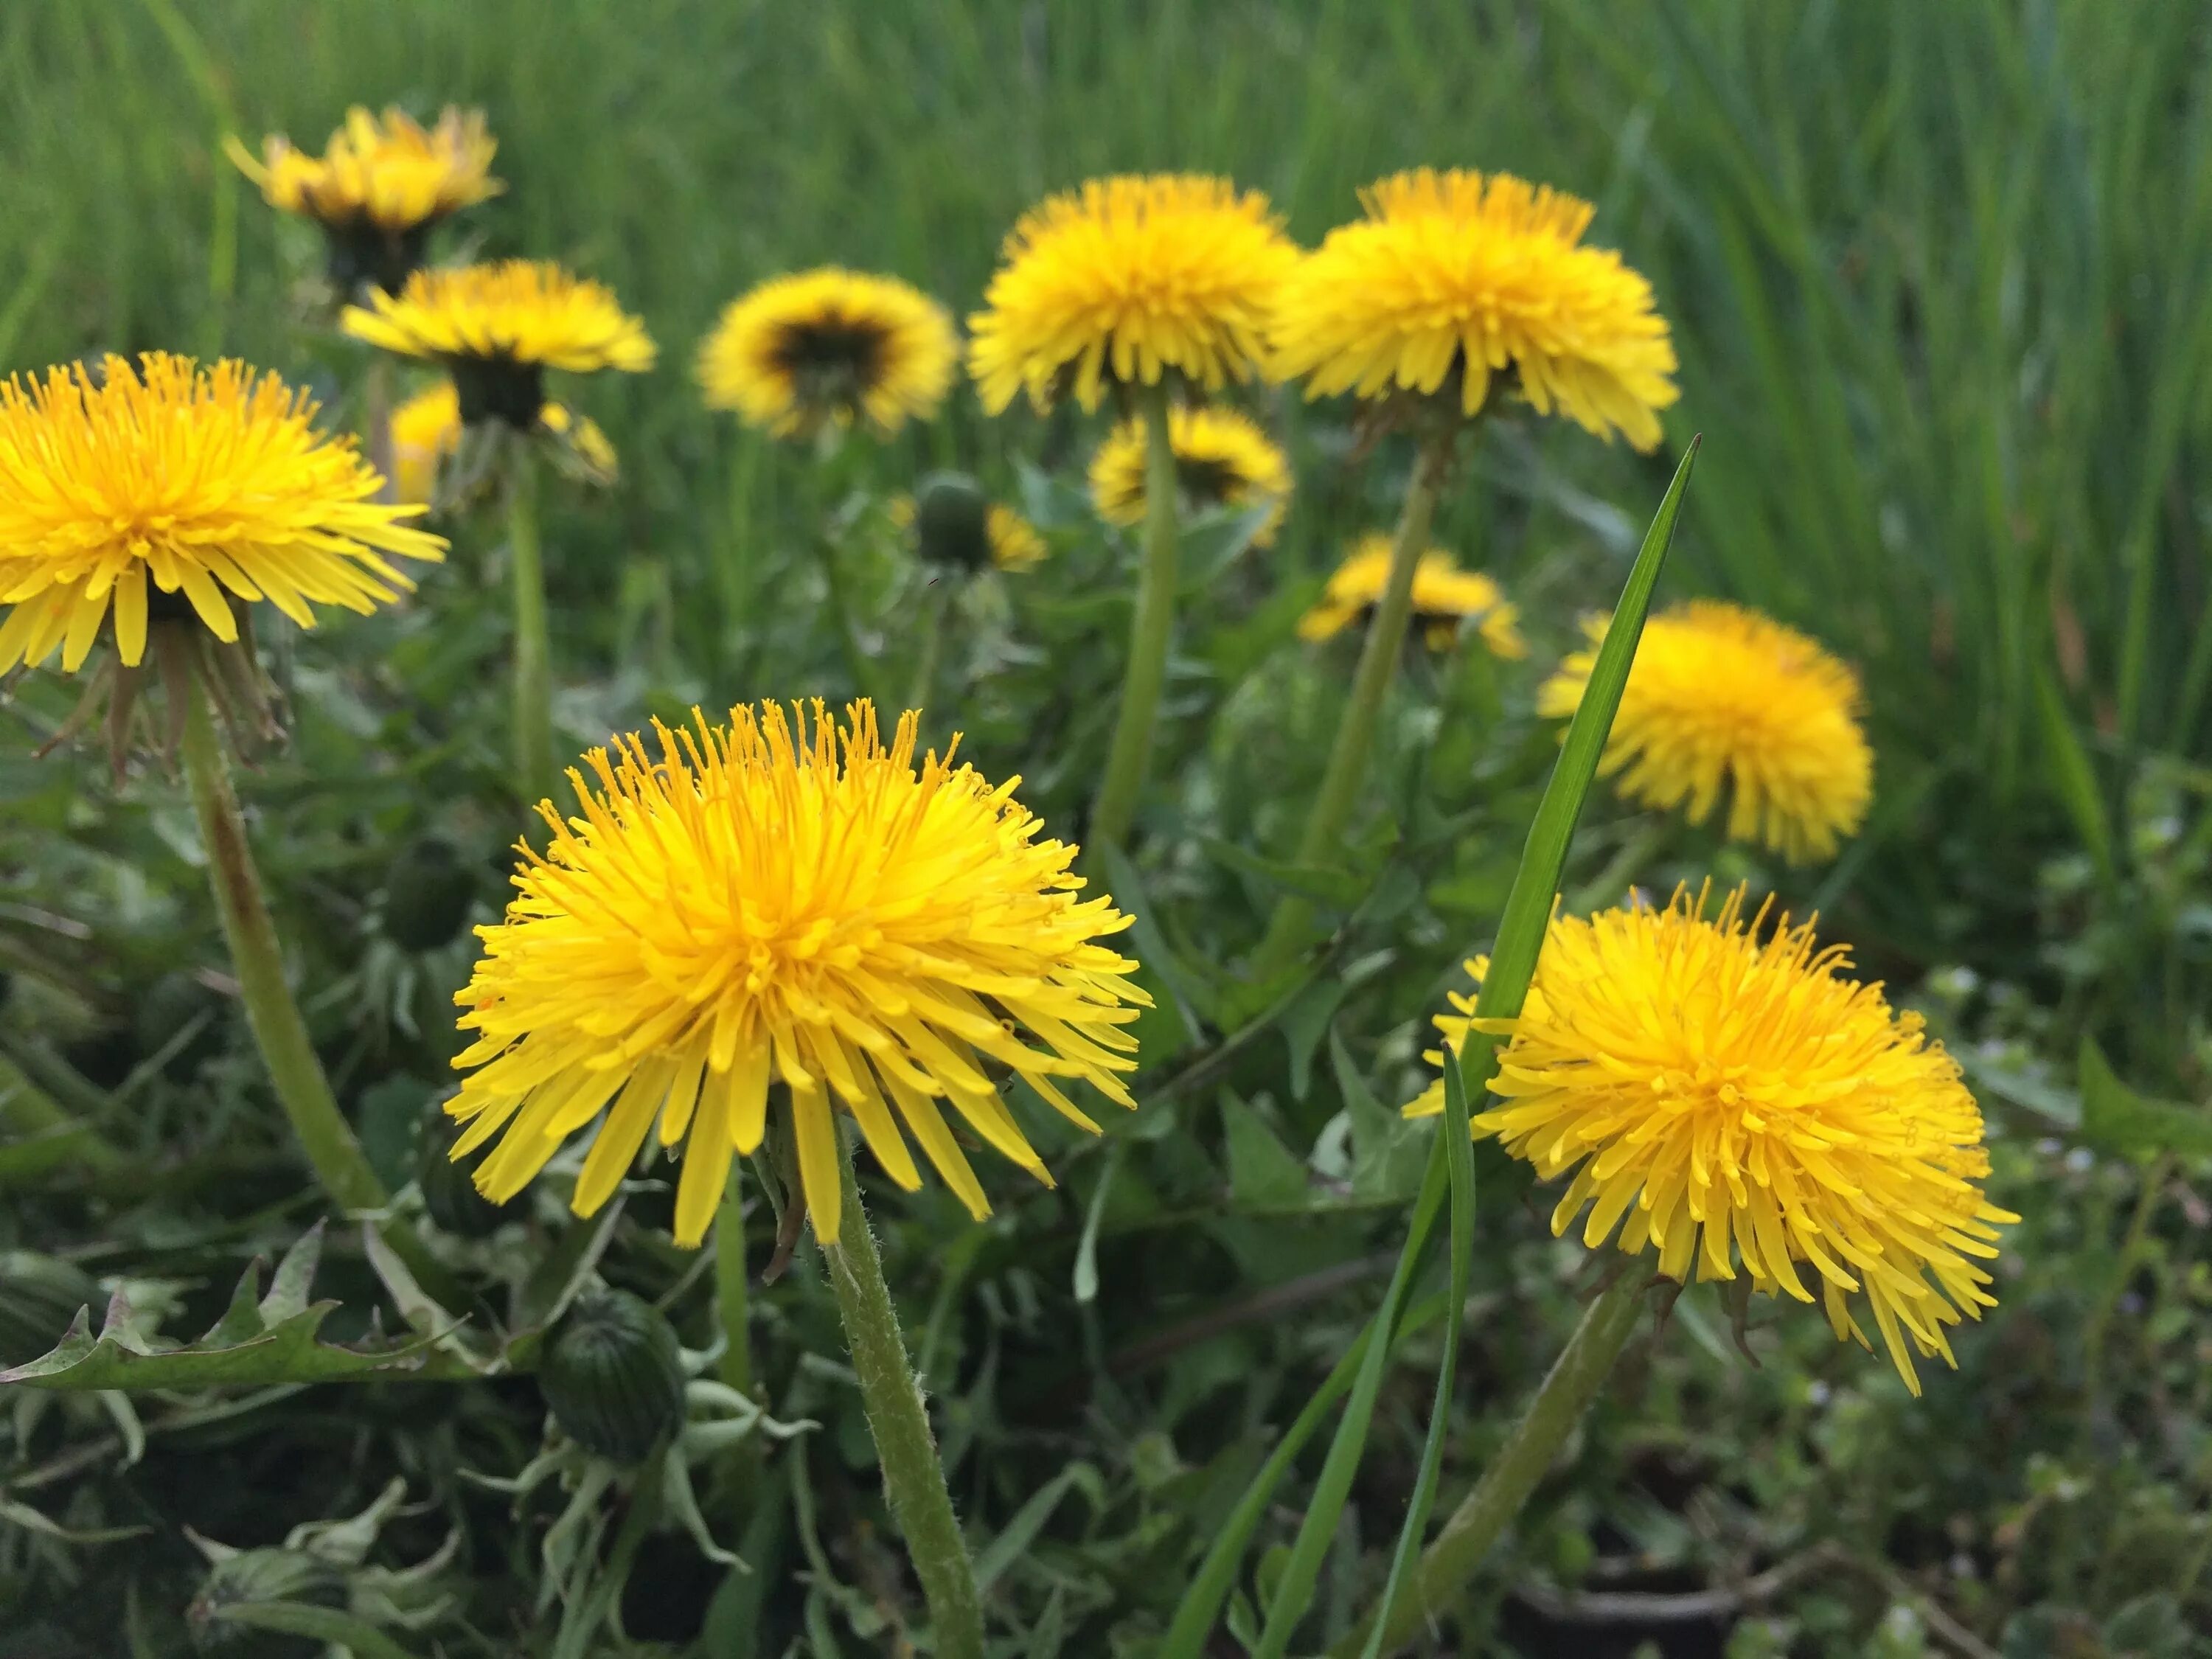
[1412,883,2016,1394]
[1298,533,1525,657]
[1268,167,1679,448]
[1089,403,1290,546]
[1540,599,1874,862]
[447,699,1151,1247]
[892,476,1046,574]
[389,380,618,508]
[697,268,958,438]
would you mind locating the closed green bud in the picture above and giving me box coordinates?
[911,471,993,571]
[381,834,480,953]
[540,1289,685,1464]
[416,1106,504,1239]
[0,1251,100,1368]
[187,1548,348,1657]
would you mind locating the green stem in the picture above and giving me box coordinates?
[1252,428,1456,973]
[178,683,463,1315]
[1087,381,1181,858]
[908,581,950,717]
[363,355,394,506]
[1337,1276,1641,1658]
[714,1169,754,1397]
[2081,1152,2169,1413]
[821,1129,984,1659]
[507,453,555,810]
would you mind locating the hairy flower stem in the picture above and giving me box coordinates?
[178,683,463,1315]
[1336,1276,1641,1657]
[1253,428,1455,976]
[507,451,556,812]
[821,1131,985,1659]
[1088,380,1181,858]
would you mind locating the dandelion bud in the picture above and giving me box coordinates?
[0,1252,100,1367]
[381,835,479,953]
[187,1548,348,1656]
[911,472,995,571]
[539,1289,685,1464]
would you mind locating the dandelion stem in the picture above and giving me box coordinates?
[363,355,395,505]
[714,1169,754,1398]
[1334,1276,1641,1657]
[821,1128,985,1659]
[507,450,556,811]
[1252,428,1456,975]
[1088,380,1182,857]
[178,681,464,1316]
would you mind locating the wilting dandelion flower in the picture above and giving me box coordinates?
[342,261,655,428]
[0,354,442,679]
[226,105,501,293]
[389,381,618,507]
[1270,168,1677,449]
[969,175,1300,414]
[1540,601,1872,863]
[698,268,958,438]
[892,476,1046,574]
[1411,886,2014,1394]
[448,700,1150,1246]
[1088,404,1290,547]
[1298,533,1526,656]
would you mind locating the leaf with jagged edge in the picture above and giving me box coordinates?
[0,1222,484,1393]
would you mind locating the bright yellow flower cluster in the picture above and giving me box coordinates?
[1088,404,1292,547]
[1298,533,1526,656]
[226,105,501,234]
[448,701,1150,1247]
[969,175,1300,413]
[698,268,958,437]
[0,354,442,674]
[1412,886,2014,1394]
[1540,601,1873,863]
[344,261,657,376]
[1270,168,1679,449]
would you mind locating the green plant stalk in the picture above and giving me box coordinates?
[714,1171,754,1397]
[1337,1276,1643,1657]
[1251,428,1455,973]
[2080,1151,2170,1413]
[0,1050,122,1172]
[178,684,462,1315]
[1087,380,1181,857]
[507,451,556,810]
[908,580,951,717]
[821,1129,985,1659]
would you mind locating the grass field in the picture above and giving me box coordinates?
[4,2,2211,1655]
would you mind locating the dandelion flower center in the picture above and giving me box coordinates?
[449,701,1151,1247]
[698,268,958,437]
[1411,885,2015,1394]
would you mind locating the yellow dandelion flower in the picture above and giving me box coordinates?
[536,401,619,487]
[985,503,1047,573]
[0,353,443,675]
[698,268,958,438]
[389,381,619,506]
[1411,886,2016,1394]
[891,476,1047,574]
[1297,533,1526,656]
[342,261,655,426]
[448,700,1151,1246]
[1269,168,1678,450]
[225,106,501,293]
[1540,601,1872,863]
[1088,404,1291,547]
[968,175,1301,414]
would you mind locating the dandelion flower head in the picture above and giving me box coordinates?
[891,478,1047,574]
[1269,168,1677,449]
[1088,404,1292,547]
[389,381,618,507]
[1298,532,1526,656]
[1540,600,1872,863]
[969,175,1300,414]
[698,268,958,438]
[448,700,1151,1247]
[1411,885,2015,1394]
[226,105,501,236]
[0,353,442,675]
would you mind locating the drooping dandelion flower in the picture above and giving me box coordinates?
[1088,404,1291,547]
[448,700,1150,1247]
[969,175,1300,414]
[226,105,501,293]
[389,380,619,507]
[891,475,1047,574]
[698,268,958,438]
[1540,601,1871,863]
[342,261,655,428]
[1270,168,1677,449]
[1298,533,1526,656]
[0,353,442,678]
[1411,886,2014,1394]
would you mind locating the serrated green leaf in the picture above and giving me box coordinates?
[1221,1093,1310,1211]
[1335,1027,1428,1206]
[2079,1037,2212,1159]
[1200,837,1367,906]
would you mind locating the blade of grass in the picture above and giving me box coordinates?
[1205,437,1699,1659]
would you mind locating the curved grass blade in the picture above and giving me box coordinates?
[1212,437,1700,1659]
